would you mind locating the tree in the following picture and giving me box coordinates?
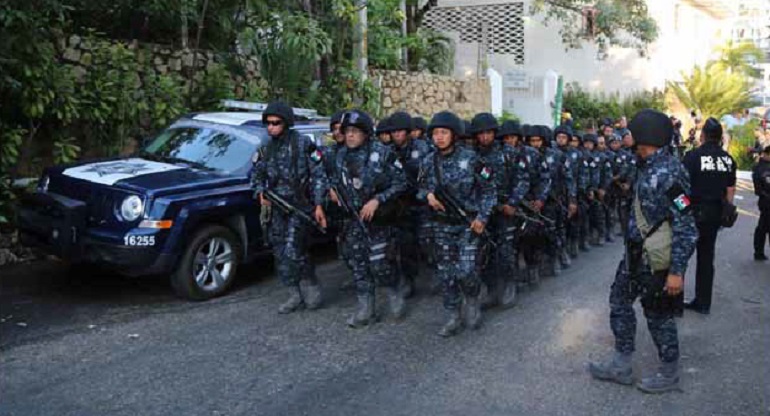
[712,40,764,78]
[667,64,755,119]
[531,0,658,57]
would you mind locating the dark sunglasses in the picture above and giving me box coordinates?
[265,120,284,126]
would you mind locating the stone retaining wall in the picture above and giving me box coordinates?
[373,70,490,119]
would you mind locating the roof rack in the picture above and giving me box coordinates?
[221,100,320,119]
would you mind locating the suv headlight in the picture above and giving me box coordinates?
[119,195,144,222]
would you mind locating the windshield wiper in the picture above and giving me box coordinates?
[139,151,215,171]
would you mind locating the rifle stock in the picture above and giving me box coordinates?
[262,189,326,235]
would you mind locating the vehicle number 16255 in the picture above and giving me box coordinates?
[124,235,156,246]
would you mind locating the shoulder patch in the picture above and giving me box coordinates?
[666,184,691,213]
[459,159,469,170]
[479,165,492,180]
[309,149,323,164]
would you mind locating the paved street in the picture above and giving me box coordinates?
[1,184,768,416]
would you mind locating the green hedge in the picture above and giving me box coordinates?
[563,83,666,130]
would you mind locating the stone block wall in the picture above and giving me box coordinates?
[60,35,263,91]
[372,70,491,119]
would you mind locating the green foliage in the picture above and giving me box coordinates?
[404,28,454,75]
[713,40,764,79]
[531,0,659,57]
[498,110,521,123]
[668,64,756,119]
[563,83,665,130]
[728,139,755,171]
[53,137,81,164]
[190,62,235,110]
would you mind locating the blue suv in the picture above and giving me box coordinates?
[18,106,331,300]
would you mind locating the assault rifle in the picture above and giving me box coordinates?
[333,169,372,242]
[434,186,496,247]
[261,189,327,235]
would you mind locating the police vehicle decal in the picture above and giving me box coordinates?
[63,158,185,186]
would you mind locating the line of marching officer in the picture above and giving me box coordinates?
[252,102,636,337]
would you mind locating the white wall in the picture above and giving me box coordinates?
[435,0,731,121]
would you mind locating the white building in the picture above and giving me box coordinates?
[422,0,734,123]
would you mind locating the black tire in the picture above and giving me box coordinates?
[171,224,242,301]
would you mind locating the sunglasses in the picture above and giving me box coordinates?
[265,120,284,127]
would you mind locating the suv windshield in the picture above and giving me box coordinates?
[141,127,256,173]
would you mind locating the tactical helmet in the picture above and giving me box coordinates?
[262,101,295,127]
[470,112,499,135]
[628,109,673,147]
[497,121,523,139]
[329,110,345,132]
[411,116,427,132]
[341,109,374,136]
[375,116,392,135]
[582,133,599,145]
[428,111,464,139]
[388,111,413,132]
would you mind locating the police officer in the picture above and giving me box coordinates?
[376,116,393,145]
[420,111,496,337]
[596,134,616,243]
[472,113,530,309]
[616,129,637,237]
[566,131,589,257]
[682,118,736,315]
[571,132,593,253]
[330,110,408,327]
[753,145,770,260]
[533,125,574,276]
[582,134,606,247]
[252,102,329,314]
[589,109,698,394]
[389,110,431,298]
[522,125,552,286]
[324,111,353,291]
[554,125,580,261]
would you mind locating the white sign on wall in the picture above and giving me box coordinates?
[504,69,529,89]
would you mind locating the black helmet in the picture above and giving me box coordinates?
[375,116,392,135]
[522,124,534,138]
[497,121,523,139]
[411,116,427,132]
[601,117,614,129]
[330,110,345,131]
[582,133,598,145]
[341,109,374,136]
[262,101,295,127]
[461,120,473,139]
[554,124,573,140]
[470,112,499,135]
[702,117,723,142]
[389,111,413,132]
[428,111,463,139]
[571,132,584,143]
[628,109,673,148]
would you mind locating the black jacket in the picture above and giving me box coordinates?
[753,159,770,210]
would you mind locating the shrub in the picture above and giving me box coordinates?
[563,83,665,130]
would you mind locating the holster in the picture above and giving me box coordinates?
[627,241,683,316]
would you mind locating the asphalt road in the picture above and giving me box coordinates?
[1,184,768,416]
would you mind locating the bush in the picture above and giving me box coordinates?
[563,83,665,130]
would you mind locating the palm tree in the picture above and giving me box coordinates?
[712,40,764,78]
[667,64,755,119]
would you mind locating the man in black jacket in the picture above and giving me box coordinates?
[753,145,770,260]
[682,118,736,314]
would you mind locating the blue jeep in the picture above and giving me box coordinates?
[18,104,331,300]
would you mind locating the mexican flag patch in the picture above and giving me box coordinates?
[480,166,492,180]
[310,149,323,163]
[673,194,691,211]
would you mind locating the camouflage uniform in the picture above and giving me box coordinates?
[392,129,433,297]
[520,127,552,284]
[476,134,530,307]
[421,112,496,336]
[588,140,611,245]
[563,134,588,257]
[541,126,576,273]
[251,102,329,313]
[610,147,697,364]
[332,110,408,326]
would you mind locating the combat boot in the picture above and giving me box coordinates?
[278,286,305,314]
[303,281,323,310]
[552,256,562,276]
[568,239,578,258]
[481,283,501,310]
[465,295,483,330]
[579,237,590,252]
[541,257,556,278]
[605,232,615,243]
[438,309,463,337]
[347,293,376,328]
[385,286,406,320]
[636,361,680,394]
[528,266,541,287]
[588,352,633,385]
[400,276,416,299]
[500,280,518,309]
[559,248,572,268]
